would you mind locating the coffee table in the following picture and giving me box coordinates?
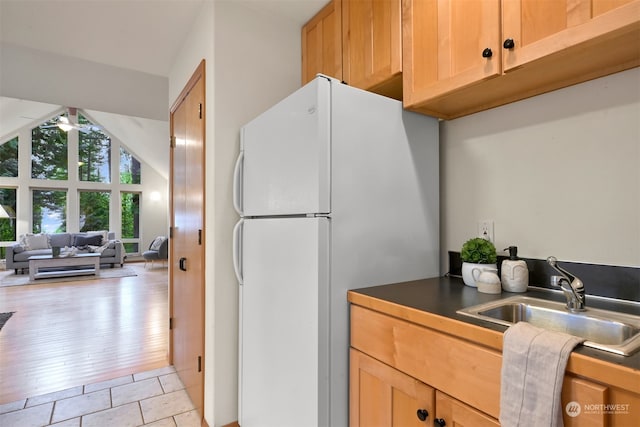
[28,253,101,281]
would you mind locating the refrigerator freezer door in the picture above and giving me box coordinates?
[240,77,331,216]
[239,217,330,427]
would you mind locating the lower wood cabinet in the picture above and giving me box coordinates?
[435,390,500,427]
[350,348,499,426]
[350,348,435,426]
[349,303,640,427]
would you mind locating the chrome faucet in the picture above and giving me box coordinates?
[547,256,586,312]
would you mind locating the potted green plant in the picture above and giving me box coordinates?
[460,237,498,287]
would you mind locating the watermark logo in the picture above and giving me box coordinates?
[565,401,631,417]
[565,401,581,417]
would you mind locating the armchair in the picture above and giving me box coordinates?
[142,236,168,268]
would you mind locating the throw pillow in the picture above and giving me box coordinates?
[84,230,108,244]
[74,234,103,247]
[150,236,166,251]
[22,233,50,250]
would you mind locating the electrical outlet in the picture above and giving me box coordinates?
[478,220,494,242]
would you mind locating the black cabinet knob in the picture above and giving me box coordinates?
[417,409,429,421]
[503,38,515,49]
[482,48,493,58]
[434,418,446,427]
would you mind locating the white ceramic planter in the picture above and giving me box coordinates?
[462,262,498,287]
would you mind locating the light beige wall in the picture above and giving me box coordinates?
[213,2,301,425]
[440,67,640,272]
[167,0,215,423]
[168,1,301,425]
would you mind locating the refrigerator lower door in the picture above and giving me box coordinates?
[239,217,330,427]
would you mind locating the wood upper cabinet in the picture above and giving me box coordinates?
[404,0,640,119]
[302,0,343,84]
[502,0,639,71]
[342,0,403,99]
[350,348,436,427]
[402,0,501,107]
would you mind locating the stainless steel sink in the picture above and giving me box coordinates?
[457,296,640,356]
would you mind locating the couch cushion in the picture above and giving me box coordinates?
[49,233,72,248]
[150,236,166,251]
[100,248,116,257]
[83,230,108,244]
[13,248,51,262]
[73,234,104,247]
[20,234,50,250]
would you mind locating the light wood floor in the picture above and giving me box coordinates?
[0,262,169,404]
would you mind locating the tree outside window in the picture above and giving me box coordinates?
[121,192,140,253]
[79,114,111,183]
[33,189,67,234]
[0,188,17,258]
[0,137,18,177]
[79,191,110,232]
[120,147,141,184]
[32,117,68,180]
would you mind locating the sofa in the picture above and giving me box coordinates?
[6,231,124,274]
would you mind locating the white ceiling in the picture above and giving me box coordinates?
[0,0,328,178]
[0,0,327,77]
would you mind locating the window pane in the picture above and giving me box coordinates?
[33,189,67,233]
[120,147,141,184]
[0,137,19,177]
[78,114,111,183]
[123,243,139,253]
[121,192,140,238]
[79,191,110,232]
[0,188,17,242]
[32,117,68,180]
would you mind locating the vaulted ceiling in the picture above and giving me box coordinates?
[0,0,327,178]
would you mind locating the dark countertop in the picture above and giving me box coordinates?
[349,275,640,371]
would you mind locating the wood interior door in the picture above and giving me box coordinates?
[170,60,206,419]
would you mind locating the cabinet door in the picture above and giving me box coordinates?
[435,391,500,427]
[350,348,435,427]
[342,0,402,99]
[403,0,501,106]
[302,0,343,84]
[502,0,638,71]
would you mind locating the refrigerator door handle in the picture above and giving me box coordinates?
[232,218,244,285]
[233,151,244,215]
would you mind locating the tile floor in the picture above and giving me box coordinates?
[0,366,200,427]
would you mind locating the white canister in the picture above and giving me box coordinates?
[476,268,502,294]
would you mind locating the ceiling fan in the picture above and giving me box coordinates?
[54,116,103,133]
[43,107,103,133]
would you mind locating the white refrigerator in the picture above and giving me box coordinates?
[233,75,439,427]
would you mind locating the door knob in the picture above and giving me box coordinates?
[179,257,187,271]
[434,418,446,426]
[482,48,493,58]
[503,38,515,49]
[416,408,429,421]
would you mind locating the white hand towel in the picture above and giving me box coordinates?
[499,321,584,427]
